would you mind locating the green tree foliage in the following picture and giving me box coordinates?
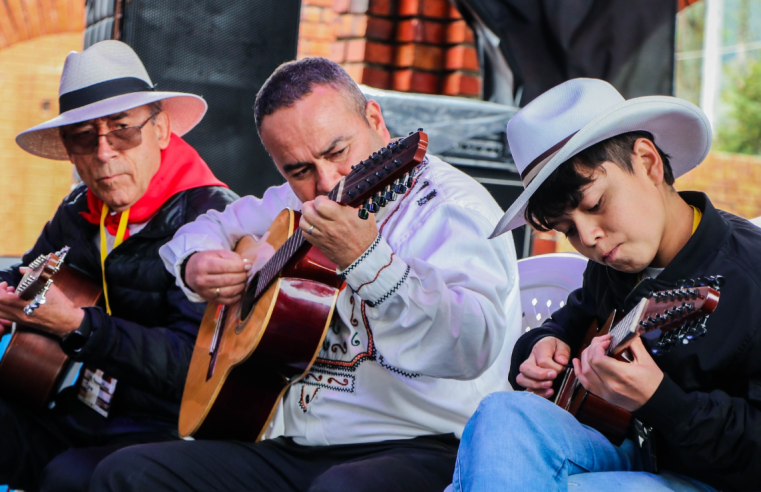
[716,59,761,155]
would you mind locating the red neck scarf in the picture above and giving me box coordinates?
[80,133,228,237]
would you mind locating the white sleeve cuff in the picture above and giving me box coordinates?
[159,233,228,303]
[338,235,410,307]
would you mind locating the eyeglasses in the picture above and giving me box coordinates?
[62,112,159,155]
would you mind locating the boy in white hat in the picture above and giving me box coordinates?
[451,79,760,491]
[0,40,236,490]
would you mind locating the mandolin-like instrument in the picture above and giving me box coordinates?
[555,277,722,444]
[0,247,101,409]
[180,131,429,441]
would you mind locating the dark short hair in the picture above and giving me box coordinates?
[524,131,674,232]
[147,99,163,116]
[253,57,367,134]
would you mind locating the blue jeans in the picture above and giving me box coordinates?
[451,392,717,492]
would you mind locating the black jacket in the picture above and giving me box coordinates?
[508,192,761,491]
[0,184,238,434]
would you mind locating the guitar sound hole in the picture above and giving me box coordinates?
[238,273,260,322]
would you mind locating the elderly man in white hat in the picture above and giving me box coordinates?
[0,40,237,491]
[450,79,761,491]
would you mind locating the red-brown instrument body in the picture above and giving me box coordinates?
[0,263,101,409]
[180,131,429,441]
[185,212,343,441]
[555,285,720,444]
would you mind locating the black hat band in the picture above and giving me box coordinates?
[59,77,155,114]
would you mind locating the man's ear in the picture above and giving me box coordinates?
[154,110,172,150]
[365,99,391,142]
[633,138,664,186]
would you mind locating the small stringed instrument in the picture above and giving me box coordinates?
[555,278,722,444]
[180,130,429,441]
[0,247,101,409]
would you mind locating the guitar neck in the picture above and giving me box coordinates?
[606,298,648,356]
[254,230,307,299]
[605,283,721,357]
[250,130,428,301]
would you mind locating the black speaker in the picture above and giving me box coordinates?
[94,0,301,198]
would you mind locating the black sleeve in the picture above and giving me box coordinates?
[63,186,239,403]
[69,290,203,402]
[632,270,761,490]
[634,375,761,490]
[508,262,603,389]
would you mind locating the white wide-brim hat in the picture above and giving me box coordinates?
[491,78,712,237]
[16,40,207,160]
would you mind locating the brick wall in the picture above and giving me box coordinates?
[298,0,481,97]
[0,33,83,256]
[541,151,761,255]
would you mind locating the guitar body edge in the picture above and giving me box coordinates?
[179,208,345,441]
[555,311,631,445]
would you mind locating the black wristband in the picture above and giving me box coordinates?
[180,252,198,293]
[60,310,93,354]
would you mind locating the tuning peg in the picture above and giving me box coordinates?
[417,127,424,132]
[375,193,388,208]
[393,159,402,167]
[383,185,397,202]
[394,179,407,194]
[367,200,380,213]
[405,174,414,187]
[710,275,725,290]
[409,131,414,136]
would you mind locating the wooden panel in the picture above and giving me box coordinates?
[0,0,83,49]
[24,0,45,39]
[0,33,81,256]
[40,0,59,35]
[7,0,31,41]
[0,2,20,48]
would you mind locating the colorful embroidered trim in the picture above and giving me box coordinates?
[339,233,382,280]
[302,369,357,393]
[378,354,420,378]
[314,301,376,369]
[355,253,396,294]
[366,265,411,307]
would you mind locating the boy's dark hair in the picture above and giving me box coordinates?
[524,131,674,232]
[253,57,368,135]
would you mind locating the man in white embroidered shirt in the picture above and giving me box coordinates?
[91,57,522,492]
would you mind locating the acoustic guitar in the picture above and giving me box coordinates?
[0,247,102,409]
[180,130,429,441]
[554,277,722,444]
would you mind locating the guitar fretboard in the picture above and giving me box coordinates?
[252,186,340,299]
[606,298,648,355]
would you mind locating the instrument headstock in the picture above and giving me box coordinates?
[608,276,722,357]
[331,130,429,219]
[16,246,70,315]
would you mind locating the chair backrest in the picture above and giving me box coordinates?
[517,253,588,333]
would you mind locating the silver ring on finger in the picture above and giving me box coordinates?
[307,225,315,235]
[215,287,220,298]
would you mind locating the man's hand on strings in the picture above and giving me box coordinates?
[517,336,571,398]
[299,195,379,270]
[573,334,664,411]
[184,250,252,305]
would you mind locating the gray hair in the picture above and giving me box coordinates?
[253,57,368,134]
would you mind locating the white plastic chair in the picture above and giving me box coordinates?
[517,253,588,333]
[443,253,588,492]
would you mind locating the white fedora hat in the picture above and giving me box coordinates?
[491,78,712,237]
[16,40,207,160]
